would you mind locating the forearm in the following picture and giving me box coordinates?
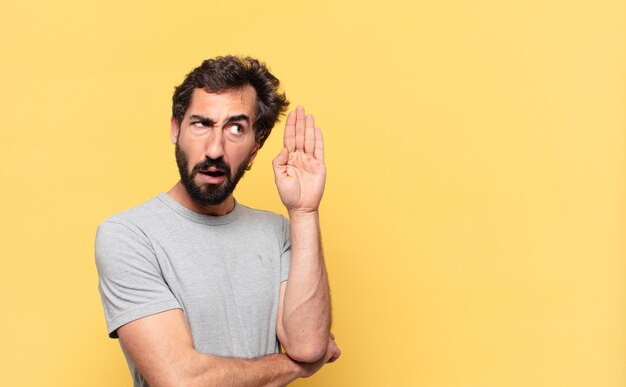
[187,352,301,387]
[118,310,305,387]
[281,210,331,361]
[144,349,302,387]
[272,106,334,362]
[182,337,339,387]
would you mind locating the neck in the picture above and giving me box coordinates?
[167,181,235,216]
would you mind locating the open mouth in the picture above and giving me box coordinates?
[199,170,226,178]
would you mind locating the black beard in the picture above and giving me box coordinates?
[175,144,252,206]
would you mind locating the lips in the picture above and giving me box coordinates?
[196,168,227,184]
[199,170,225,177]
[192,158,231,185]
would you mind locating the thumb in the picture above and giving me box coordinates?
[272,147,289,170]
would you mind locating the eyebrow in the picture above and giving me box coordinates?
[189,114,250,126]
[189,115,216,126]
[225,114,250,125]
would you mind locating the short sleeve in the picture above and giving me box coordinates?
[95,221,181,338]
[279,215,292,282]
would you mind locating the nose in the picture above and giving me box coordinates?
[205,127,225,160]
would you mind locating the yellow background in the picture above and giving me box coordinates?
[0,0,624,386]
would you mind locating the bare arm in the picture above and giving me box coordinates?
[273,106,333,362]
[117,309,337,387]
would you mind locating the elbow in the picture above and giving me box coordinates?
[284,339,327,363]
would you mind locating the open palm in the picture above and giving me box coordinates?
[272,106,326,214]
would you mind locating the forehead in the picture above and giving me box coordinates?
[185,85,257,121]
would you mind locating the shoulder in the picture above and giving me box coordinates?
[236,203,289,229]
[101,195,168,228]
[234,204,291,249]
[95,195,169,261]
[96,194,180,241]
[234,203,290,241]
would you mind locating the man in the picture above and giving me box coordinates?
[95,56,339,386]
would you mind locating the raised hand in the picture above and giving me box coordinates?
[272,106,326,214]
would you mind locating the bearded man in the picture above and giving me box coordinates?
[95,56,339,386]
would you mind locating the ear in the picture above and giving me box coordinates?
[248,143,261,164]
[170,116,180,144]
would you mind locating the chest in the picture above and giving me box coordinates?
[147,222,283,356]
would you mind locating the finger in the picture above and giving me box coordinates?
[295,106,305,151]
[304,114,315,154]
[284,111,296,152]
[314,127,324,161]
[328,348,341,363]
[329,332,335,340]
[272,147,289,171]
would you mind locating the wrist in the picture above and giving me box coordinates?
[287,209,319,220]
[281,353,307,380]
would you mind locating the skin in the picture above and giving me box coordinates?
[116,86,339,386]
[168,87,260,216]
[273,106,333,362]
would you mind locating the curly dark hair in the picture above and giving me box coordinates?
[172,56,289,148]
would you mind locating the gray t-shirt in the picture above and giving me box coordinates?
[95,193,291,385]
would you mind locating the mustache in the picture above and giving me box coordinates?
[192,157,231,175]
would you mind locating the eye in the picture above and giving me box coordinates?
[192,121,207,128]
[227,123,243,135]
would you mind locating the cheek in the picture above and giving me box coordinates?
[227,144,255,165]
[180,141,206,163]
